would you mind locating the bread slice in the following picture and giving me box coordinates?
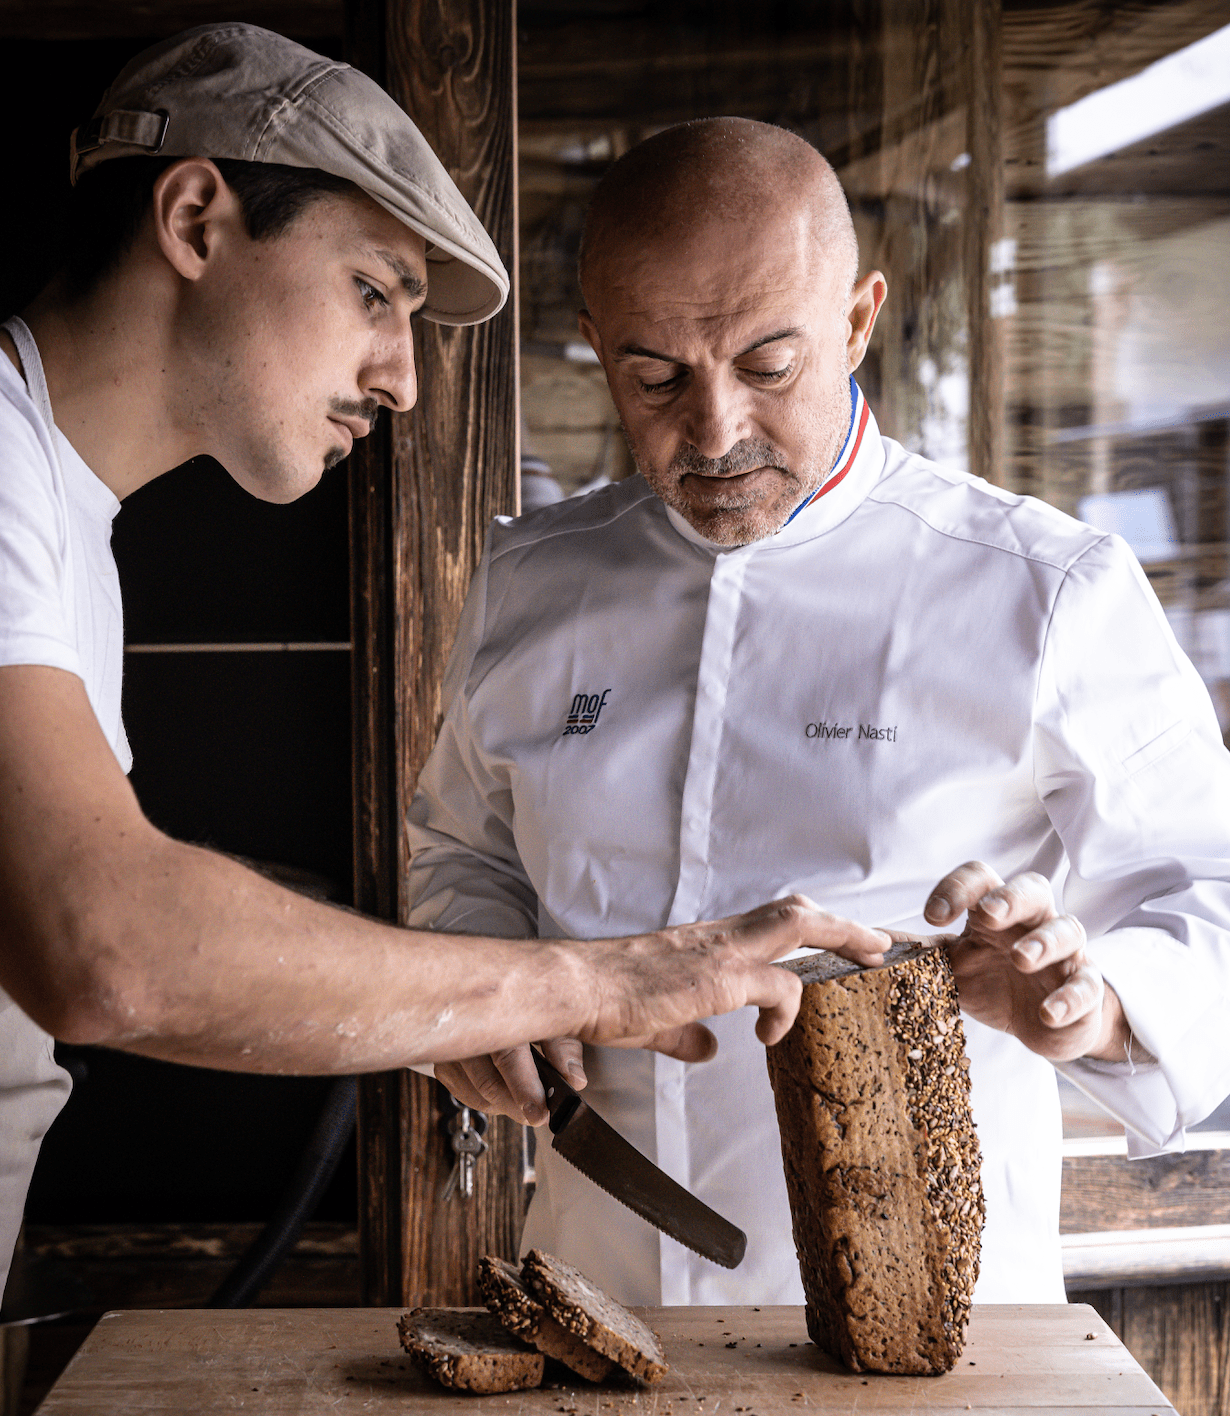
[479,1254,615,1382]
[397,1307,545,1392]
[765,948,984,1375]
[522,1247,668,1384]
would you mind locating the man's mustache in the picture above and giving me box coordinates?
[329,396,381,436]
[671,439,784,478]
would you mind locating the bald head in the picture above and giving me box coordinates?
[578,118,858,312]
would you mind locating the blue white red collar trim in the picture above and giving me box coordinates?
[781,377,868,529]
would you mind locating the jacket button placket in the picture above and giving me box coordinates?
[656,546,752,1305]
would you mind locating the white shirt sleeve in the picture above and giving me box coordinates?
[0,374,79,679]
[405,527,539,942]
[1033,533,1230,1151]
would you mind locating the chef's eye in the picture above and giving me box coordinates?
[743,364,792,383]
[638,371,683,394]
[356,277,389,311]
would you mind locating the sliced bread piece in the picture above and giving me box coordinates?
[479,1255,615,1382]
[522,1248,668,1384]
[397,1307,545,1393]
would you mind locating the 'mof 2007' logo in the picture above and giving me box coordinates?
[563,689,611,736]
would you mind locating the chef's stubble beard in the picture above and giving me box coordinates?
[620,378,852,547]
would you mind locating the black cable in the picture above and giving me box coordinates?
[207,1075,357,1308]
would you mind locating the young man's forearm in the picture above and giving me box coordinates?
[13,831,608,1073]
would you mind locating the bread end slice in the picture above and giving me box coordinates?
[480,1255,615,1383]
[523,1248,668,1384]
[397,1307,545,1393]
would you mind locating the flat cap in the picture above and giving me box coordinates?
[69,23,509,326]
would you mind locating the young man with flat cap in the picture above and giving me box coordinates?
[408,118,1230,1306]
[0,35,892,1300]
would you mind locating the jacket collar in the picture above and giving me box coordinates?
[664,378,885,555]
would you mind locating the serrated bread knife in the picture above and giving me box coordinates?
[778,935,940,985]
[531,1049,747,1269]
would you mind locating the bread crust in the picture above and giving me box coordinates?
[397,1307,545,1392]
[766,949,984,1375]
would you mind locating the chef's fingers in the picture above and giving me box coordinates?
[733,894,891,965]
[540,1036,587,1090]
[646,1022,718,1064]
[1038,955,1104,1032]
[1006,912,1087,973]
[924,860,1004,926]
[971,872,1060,935]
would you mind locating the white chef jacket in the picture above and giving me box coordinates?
[406,382,1230,1308]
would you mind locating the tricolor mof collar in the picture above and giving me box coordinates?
[664,378,882,554]
[781,377,869,528]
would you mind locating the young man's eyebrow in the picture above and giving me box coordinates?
[613,327,802,363]
[366,246,428,299]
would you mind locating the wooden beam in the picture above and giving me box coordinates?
[347,0,522,1307]
[966,0,1005,487]
[22,1222,360,1309]
[1061,1147,1230,1234]
[1064,1223,1230,1291]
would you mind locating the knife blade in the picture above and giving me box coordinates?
[531,1049,747,1270]
[778,936,942,986]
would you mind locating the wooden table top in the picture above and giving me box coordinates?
[35,1303,1175,1414]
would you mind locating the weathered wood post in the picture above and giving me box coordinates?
[965,0,1005,487]
[346,0,522,1306]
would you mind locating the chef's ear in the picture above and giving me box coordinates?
[577,310,605,367]
[846,270,887,373]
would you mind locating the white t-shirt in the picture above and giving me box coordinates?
[0,325,129,767]
[0,316,129,1301]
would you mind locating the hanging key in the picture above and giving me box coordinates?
[441,1104,488,1203]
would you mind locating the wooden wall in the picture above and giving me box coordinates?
[347,0,525,1308]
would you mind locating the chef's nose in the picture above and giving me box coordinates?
[364,327,418,413]
[678,376,748,461]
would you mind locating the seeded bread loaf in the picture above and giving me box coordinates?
[522,1247,668,1384]
[396,1308,545,1392]
[766,947,984,1375]
[479,1254,615,1382]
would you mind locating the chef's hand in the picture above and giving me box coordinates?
[437,895,891,1125]
[924,861,1141,1064]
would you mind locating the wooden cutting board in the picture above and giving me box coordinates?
[35,1303,1174,1414]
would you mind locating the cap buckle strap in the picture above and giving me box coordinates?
[69,109,170,182]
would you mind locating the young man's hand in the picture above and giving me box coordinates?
[436,896,891,1124]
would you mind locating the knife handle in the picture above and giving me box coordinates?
[531,1049,582,1134]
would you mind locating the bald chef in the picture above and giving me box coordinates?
[406,119,1230,1306]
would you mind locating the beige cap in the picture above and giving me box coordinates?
[69,23,508,326]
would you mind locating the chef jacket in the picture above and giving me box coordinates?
[406,382,1230,1307]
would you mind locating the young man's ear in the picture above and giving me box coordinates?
[150,158,240,281]
[577,309,604,366]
